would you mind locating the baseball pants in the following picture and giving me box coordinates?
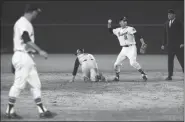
[9,51,41,99]
[81,59,99,81]
[114,45,141,72]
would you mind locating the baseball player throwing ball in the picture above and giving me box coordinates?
[107,17,148,81]
[5,5,55,119]
[70,49,106,82]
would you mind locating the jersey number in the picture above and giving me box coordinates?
[123,34,128,40]
[118,32,128,40]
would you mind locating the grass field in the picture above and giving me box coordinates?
[1,54,184,121]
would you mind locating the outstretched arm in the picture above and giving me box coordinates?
[71,58,80,82]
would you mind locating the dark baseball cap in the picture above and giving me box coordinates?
[119,16,127,22]
[168,9,175,14]
[24,4,42,13]
[75,48,84,55]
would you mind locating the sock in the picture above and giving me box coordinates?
[35,98,47,113]
[6,97,16,114]
[138,69,146,75]
[116,72,120,79]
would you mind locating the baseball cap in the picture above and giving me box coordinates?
[119,16,127,22]
[75,48,84,55]
[24,4,42,13]
[168,9,175,14]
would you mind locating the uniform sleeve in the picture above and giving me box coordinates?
[18,21,29,36]
[133,32,143,39]
[72,58,80,76]
[17,20,32,43]
[112,28,119,36]
[22,31,31,43]
[108,28,113,34]
[128,27,137,34]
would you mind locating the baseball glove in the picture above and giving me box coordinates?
[140,44,147,54]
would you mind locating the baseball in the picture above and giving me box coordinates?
[108,19,112,23]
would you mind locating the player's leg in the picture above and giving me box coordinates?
[89,60,106,82]
[6,54,30,118]
[90,68,98,82]
[27,65,54,118]
[88,60,99,82]
[81,64,90,82]
[127,46,147,81]
[113,48,127,81]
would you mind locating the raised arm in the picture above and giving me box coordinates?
[108,19,114,34]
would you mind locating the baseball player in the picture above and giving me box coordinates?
[5,5,55,119]
[107,17,148,81]
[70,49,106,82]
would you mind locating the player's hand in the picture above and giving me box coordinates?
[180,44,184,48]
[108,19,112,24]
[108,19,112,28]
[39,50,48,59]
[161,45,165,50]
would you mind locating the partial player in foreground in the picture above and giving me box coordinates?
[107,17,148,81]
[70,49,106,82]
[5,5,56,119]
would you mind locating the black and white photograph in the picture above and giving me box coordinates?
[1,0,184,121]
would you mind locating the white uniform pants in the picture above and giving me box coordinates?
[9,51,41,99]
[114,45,141,72]
[81,59,99,81]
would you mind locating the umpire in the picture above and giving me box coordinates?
[161,9,184,80]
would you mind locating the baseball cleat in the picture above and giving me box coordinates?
[39,110,56,118]
[142,74,148,81]
[4,112,22,119]
[113,76,119,81]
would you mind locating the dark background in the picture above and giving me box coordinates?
[1,1,184,54]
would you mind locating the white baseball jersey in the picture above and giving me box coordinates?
[113,26,137,46]
[13,16,35,52]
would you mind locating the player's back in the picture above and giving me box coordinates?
[77,53,96,64]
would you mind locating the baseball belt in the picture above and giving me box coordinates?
[83,59,94,62]
[122,44,135,47]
